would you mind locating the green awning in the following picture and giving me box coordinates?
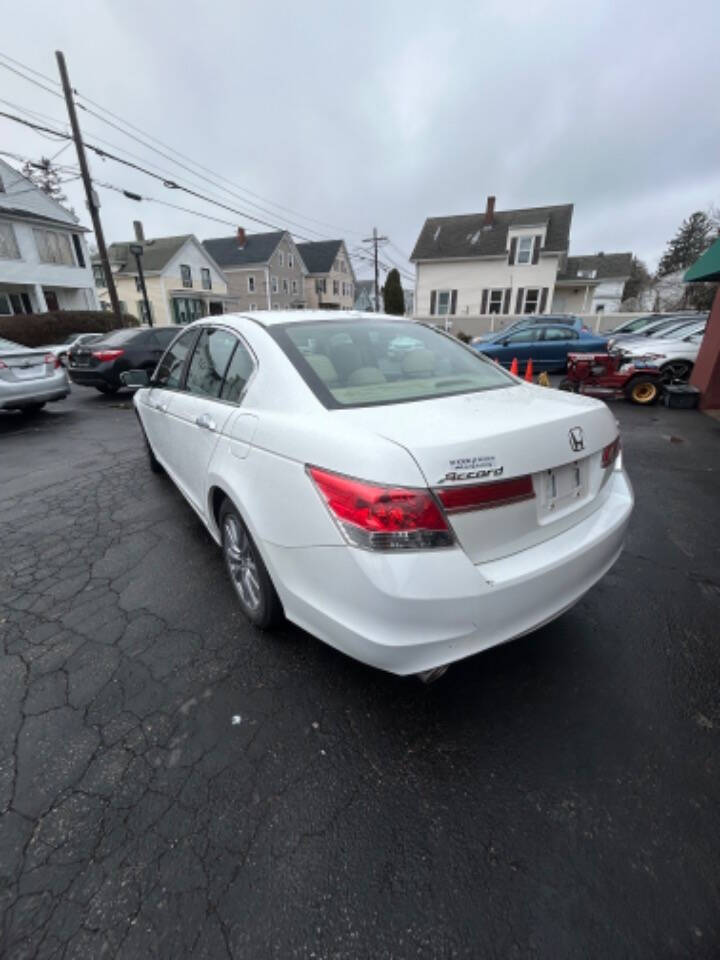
[684,237,720,282]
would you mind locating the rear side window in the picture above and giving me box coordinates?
[504,328,540,344]
[185,328,237,398]
[154,327,183,347]
[154,329,197,389]
[221,341,255,403]
[96,328,145,346]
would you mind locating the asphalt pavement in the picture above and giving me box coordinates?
[1,386,719,959]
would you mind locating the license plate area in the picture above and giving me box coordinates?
[540,459,587,519]
[11,364,45,380]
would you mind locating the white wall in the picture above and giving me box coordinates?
[415,254,561,316]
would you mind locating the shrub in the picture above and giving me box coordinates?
[456,330,472,343]
[0,311,138,348]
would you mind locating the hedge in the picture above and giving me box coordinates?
[0,311,138,348]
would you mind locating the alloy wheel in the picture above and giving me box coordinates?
[661,361,692,384]
[223,514,263,613]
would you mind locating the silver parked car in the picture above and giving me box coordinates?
[0,336,70,412]
[44,331,105,366]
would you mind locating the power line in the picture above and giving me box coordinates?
[0,49,365,241]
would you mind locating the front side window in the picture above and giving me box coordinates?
[0,222,21,260]
[504,328,540,344]
[272,320,513,409]
[516,236,533,265]
[488,290,504,314]
[185,327,238,398]
[523,288,540,313]
[221,340,255,403]
[180,264,192,288]
[201,267,212,290]
[34,228,74,265]
[153,329,197,389]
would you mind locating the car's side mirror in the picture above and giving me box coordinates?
[120,369,150,388]
[501,339,509,346]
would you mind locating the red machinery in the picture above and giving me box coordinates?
[559,353,663,404]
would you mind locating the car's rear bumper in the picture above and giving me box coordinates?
[262,467,633,675]
[0,373,70,409]
[68,366,116,388]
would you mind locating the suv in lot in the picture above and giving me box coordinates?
[68,326,182,394]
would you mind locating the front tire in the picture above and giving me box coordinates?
[660,360,693,384]
[624,376,660,405]
[220,501,282,630]
[96,384,119,395]
[558,379,578,392]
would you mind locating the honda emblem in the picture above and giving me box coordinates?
[568,427,585,452]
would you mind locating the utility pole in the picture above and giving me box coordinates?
[129,244,152,326]
[362,227,388,312]
[55,50,122,324]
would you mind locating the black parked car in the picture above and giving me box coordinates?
[68,326,182,394]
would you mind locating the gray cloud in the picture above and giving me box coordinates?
[2,0,719,278]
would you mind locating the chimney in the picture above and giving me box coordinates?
[237,227,246,249]
[133,220,145,243]
[484,195,496,227]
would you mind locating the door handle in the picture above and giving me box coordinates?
[195,413,216,431]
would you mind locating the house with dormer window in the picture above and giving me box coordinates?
[411,197,573,318]
[411,197,634,318]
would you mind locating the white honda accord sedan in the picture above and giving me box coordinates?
[127,311,633,679]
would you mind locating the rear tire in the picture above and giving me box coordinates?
[220,500,283,630]
[558,379,578,392]
[96,384,119,395]
[624,376,660,405]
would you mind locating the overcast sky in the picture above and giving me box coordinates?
[2,0,719,282]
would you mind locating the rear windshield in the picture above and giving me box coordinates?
[271,320,514,409]
[94,328,145,346]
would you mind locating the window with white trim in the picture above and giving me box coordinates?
[516,236,533,265]
[271,276,278,293]
[523,288,540,313]
[180,264,192,288]
[288,253,294,268]
[436,290,452,315]
[34,228,74,265]
[488,289,504,314]
[0,222,21,260]
[279,251,284,267]
[201,267,212,290]
[248,275,255,292]
[292,279,298,294]
[249,302,257,310]
[316,278,326,294]
[282,278,289,293]
[333,280,339,295]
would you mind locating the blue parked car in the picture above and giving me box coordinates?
[474,321,608,372]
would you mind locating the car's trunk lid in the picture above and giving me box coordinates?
[335,384,619,563]
[0,349,54,384]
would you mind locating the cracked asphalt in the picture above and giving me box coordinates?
[1,387,719,959]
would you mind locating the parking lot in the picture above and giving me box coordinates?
[1,387,719,958]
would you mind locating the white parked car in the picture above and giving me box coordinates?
[0,336,70,412]
[126,312,633,680]
[617,321,706,382]
[44,331,105,366]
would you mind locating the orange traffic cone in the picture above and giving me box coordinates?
[509,357,519,376]
[525,358,534,382]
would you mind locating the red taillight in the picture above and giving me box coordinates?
[308,466,453,551]
[0,359,7,369]
[435,475,535,513]
[601,437,620,468]
[44,352,60,368]
[92,348,124,363]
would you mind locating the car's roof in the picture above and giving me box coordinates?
[212,309,408,329]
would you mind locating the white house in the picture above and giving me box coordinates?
[411,196,632,318]
[554,253,633,313]
[94,224,236,325]
[0,158,98,316]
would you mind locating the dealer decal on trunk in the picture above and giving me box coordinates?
[437,455,504,484]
